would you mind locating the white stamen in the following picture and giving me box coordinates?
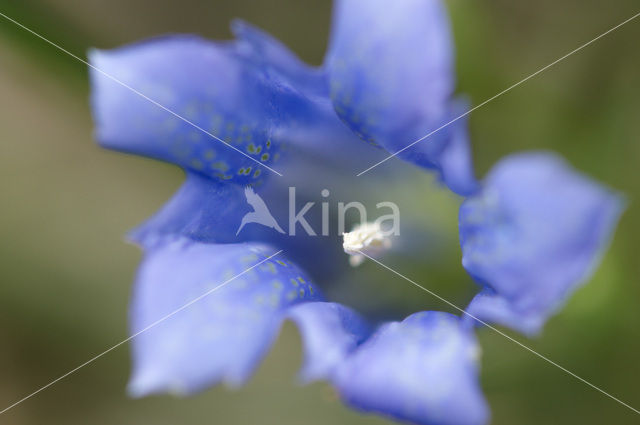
[342,221,392,267]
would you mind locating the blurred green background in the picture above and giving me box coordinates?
[1,0,639,424]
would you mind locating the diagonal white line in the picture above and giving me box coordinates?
[356,10,640,176]
[357,250,640,416]
[0,11,283,177]
[0,250,284,416]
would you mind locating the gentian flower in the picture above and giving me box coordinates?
[89,1,623,424]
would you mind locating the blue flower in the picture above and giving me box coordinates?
[89,1,622,424]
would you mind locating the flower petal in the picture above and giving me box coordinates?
[333,312,489,425]
[129,172,346,280]
[129,173,248,246]
[459,152,624,334]
[229,20,386,171]
[230,19,325,95]
[89,29,382,182]
[286,302,371,383]
[418,99,478,195]
[325,0,476,194]
[464,289,545,337]
[127,238,322,396]
[90,35,287,184]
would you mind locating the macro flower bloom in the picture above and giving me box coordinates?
[89,1,623,424]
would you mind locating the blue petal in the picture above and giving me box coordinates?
[333,312,489,425]
[325,0,476,194]
[129,172,347,280]
[90,30,382,182]
[89,35,287,184]
[129,172,248,245]
[464,289,545,337]
[459,152,624,334]
[230,19,325,96]
[229,20,387,171]
[413,99,478,195]
[127,238,322,396]
[286,302,371,383]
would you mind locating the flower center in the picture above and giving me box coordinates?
[342,221,392,267]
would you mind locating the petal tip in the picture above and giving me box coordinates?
[127,368,167,398]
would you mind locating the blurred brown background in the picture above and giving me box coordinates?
[0,0,639,424]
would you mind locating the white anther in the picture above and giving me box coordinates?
[342,221,392,267]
